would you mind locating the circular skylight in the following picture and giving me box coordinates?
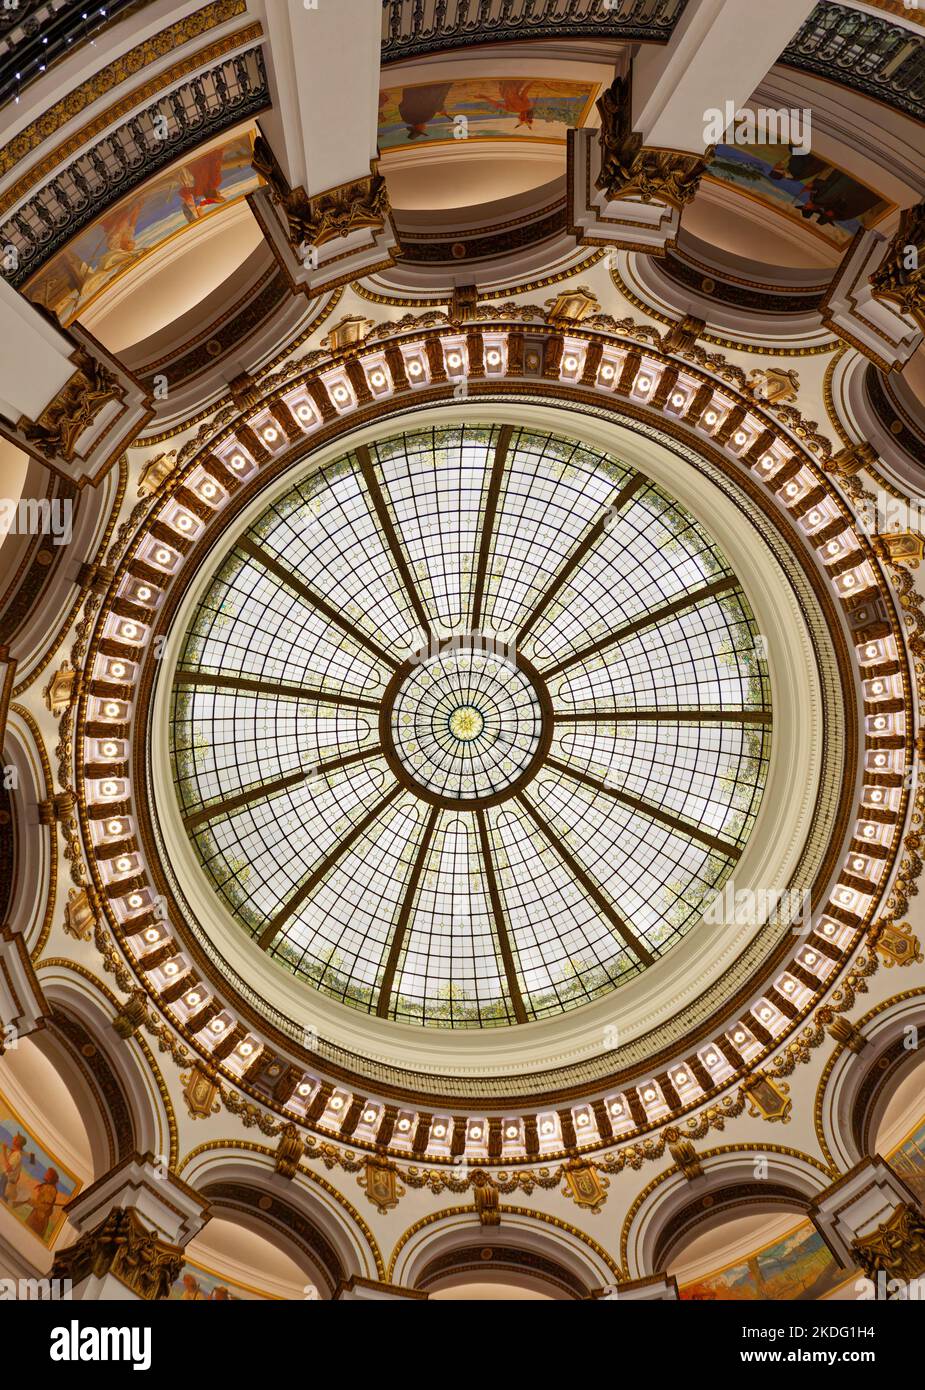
[169,424,771,1028]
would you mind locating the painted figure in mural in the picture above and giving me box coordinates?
[798,169,883,227]
[474,79,536,129]
[211,1286,231,1300]
[25,1168,60,1239]
[180,1272,207,1300]
[0,1133,27,1207]
[397,82,455,139]
[768,146,829,184]
[177,149,227,221]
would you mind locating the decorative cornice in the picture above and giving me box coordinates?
[252,133,390,252]
[595,76,712,210]
[852,1202,925,1281]
[868,201,925,330]
[52,1205,185,1299]
[18,352,121,463]
[0,9,257,197]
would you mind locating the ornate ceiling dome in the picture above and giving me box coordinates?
[3,0,925,1319]
[166,423,770,1027]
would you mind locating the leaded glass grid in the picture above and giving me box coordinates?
[168,424,771,1028]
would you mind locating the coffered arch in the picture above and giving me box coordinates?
[622,1145,833,1280]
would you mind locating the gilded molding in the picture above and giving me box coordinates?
[252,134,390,251]
[52,1206,184,1300]
[0,4,255,192]
[595,76,712,210]
[175,1137,386,1279]
[813,987,925,1176]
[868,200,925,329]
[852,1202,925,1281]
[619,1140,834,1272]
[17,352,121,463]
[387,1203,623,1285]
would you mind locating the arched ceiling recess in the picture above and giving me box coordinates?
[64,310,913,1159]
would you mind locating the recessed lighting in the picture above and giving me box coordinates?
[330,1096,344,1111]
[703,409,718,426]
[505,1125,518,1139]
[705,1052,718,1066]
[363,1108,377,1124]
[110,663,126,678]
[296,404,313,422]
[675,1073,688,1086]
[636,375,652,394]
[115,857,131,872]
[540,1120,555,1135]
[600,363,615,381]
[230,454,246,470]
[128,893,143,908]
[734,431,748,446]
[164,962,178,976]
[407,359,423,377]
[177,514,193,530]
[576,1112,590,1126]
[671,392,685,408]
[107,819,123,834]
[143,928,159,943]
[201,482,217,499]
[760,455,775,469]
[370,369,387,387]
[136,586,152,601]
[104,703,120,717]
[470,1126,482,1140]
[486,350,502,368]
[446,351,463,370]
[563,355,579,373]
[155,549,171,564]
[432,1122,446,1138]
[262,427,278,443]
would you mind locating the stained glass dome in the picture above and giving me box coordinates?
[169,424,771,1027]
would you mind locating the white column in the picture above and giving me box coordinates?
[811,1156,925,1297]
[632,0,818,154]
[54,1154,209,1301]
[0,278,74,426]
[252,0,395,291]
[262,0,381,193]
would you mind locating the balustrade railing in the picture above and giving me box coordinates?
[380,0,687,60]
[2,45,269,289]
[780,1,925,122]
